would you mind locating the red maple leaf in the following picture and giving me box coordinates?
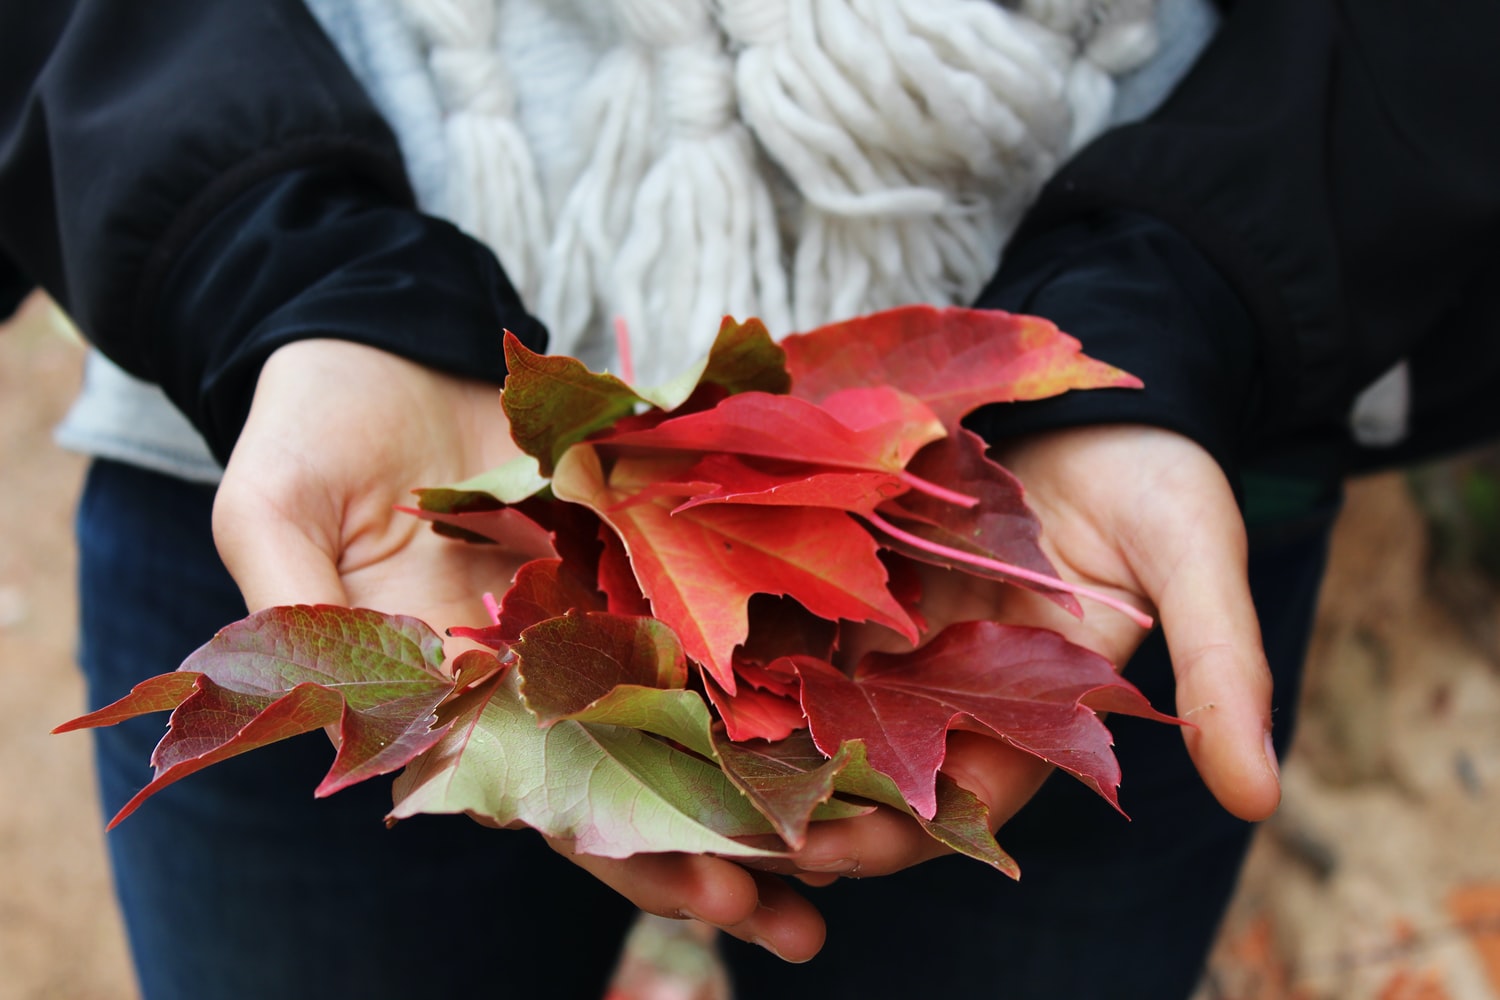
[553,445,917,691]
[781,304,1142,426]
[601,388,944,474]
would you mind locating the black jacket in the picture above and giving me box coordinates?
[3,0,1498,481]
[0,0,544,462]
[974,0,1500,481]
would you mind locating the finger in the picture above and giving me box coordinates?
[554,846,826,963]
[788,807,942,879]
[1149,518,1281,821]
[730,870,827,962]
[785,733,1049,879]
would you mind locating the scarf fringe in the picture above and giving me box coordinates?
[406,0,1158,381]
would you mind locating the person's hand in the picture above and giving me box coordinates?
[214,339,526,627]
[212,338,827,963]
[783,423,1280,879]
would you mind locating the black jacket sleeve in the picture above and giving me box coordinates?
[974,0,1500,479]
[0,0,545,462]
[0,253,29,321]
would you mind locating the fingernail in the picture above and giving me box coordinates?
[799,856,857,874]
[751,936,789,961]
[1263,730,1281,781]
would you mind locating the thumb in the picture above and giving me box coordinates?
[1148,513,1281,821]
[212,468,350,613]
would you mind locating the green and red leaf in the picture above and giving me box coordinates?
[502,332,645,475]
[58,606,459,826]
[638,315,792,411]
[65,305,1162,871]
[710,730,858,849]
[829,738,1018,875]
[389,671,781,858]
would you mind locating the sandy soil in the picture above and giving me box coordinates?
[0,299,134,999]
[2,298,1498,1000]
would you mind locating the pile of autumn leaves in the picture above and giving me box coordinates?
[60,307,1172,874]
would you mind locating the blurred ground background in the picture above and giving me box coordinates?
[3,298,1499,999]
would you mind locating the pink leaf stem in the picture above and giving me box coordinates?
[863,512,1155,630]
[896,470,979,509]
[613,316,636,386]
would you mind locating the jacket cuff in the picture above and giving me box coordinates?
[147,165,548,464]
[0,255,29,322]
[966,210,1260,483]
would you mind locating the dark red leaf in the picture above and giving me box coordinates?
[597,524,654,616]
[516,611,689,725]
[880,552,929,635]
[875,429,1082,615]
[795,622,1176,819]
[495,557,606,642]
[738,595,839,667]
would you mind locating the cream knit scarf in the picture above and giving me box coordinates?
[397,0,1158,384]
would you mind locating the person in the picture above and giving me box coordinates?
[3,0,1497,997]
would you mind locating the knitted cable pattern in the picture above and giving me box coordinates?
[402,0,1158,382]
[400,0,550,301]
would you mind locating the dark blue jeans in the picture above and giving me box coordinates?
[77,458,1335,999]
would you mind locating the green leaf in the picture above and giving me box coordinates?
[554,685,719,760]
[389,672,782,859]
[413,454,550,511]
